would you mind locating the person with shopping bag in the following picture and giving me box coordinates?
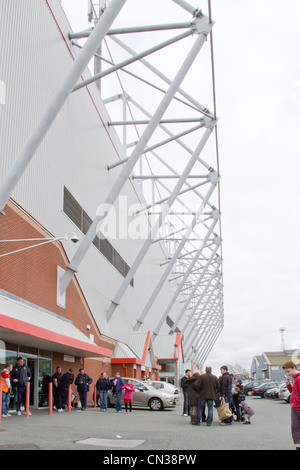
[218,365,233,426]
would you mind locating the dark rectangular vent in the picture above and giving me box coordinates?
[63,186,133,287]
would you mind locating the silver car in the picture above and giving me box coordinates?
[107,378,178,411]
[278,383,291,403]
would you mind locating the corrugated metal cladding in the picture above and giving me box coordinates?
[0,0,185,342]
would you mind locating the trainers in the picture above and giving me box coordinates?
[17,411,22,416]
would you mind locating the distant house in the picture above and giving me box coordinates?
[252,350,300,381]
[250,356,261,380]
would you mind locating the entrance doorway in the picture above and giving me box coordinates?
[18,356,52,409]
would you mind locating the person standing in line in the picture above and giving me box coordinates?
[52,366,62,411]
[122,379,135,413]
[185,372,201,425]
[59,368,74,411]
[180,369,191,416]
[195,366,219,426]
[10,357,32,416]
[1,363,13,417]
[111,372,125,413]
[282,361,300,450]
[96,372,111,411]
[75,368,92,411]
[218,365,233,426]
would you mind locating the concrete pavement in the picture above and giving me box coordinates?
[0,395,295,452]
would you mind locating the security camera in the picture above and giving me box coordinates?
[70,235,79,243]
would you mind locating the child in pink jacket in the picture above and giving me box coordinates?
[122,379,135,413]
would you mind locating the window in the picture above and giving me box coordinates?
[63,187,133,286]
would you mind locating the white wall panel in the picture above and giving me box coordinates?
[0,0,184,343]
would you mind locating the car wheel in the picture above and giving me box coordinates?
[149,398,163,411]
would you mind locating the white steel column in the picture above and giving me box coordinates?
[184,290,222,357]
[170,244,221,334]
[60,18,213,296]
[106,123,215,322]
[152,211,220,339]
[133,182,218,331]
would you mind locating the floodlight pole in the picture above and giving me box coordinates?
[59,15,214,297]
[0,0,127,214]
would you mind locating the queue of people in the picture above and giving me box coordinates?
[181,365,255,427]
[1,360,136,416]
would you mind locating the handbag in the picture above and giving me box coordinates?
[216,397,232,421]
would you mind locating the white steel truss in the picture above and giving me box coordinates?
[0,0,224,368]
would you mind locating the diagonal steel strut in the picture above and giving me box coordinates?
[60,17,214,296]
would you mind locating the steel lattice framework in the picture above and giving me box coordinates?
[0,0,224,368]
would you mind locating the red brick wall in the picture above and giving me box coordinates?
[0,201,116,403]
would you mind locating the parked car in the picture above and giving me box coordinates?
[106,378,178,411]
[146,380,180,396]
[278,384,291,403]
[252,382,282,398]
[264,383,284,399]
[244,381,263,396]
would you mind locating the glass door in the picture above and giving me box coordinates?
[38,358,52,408]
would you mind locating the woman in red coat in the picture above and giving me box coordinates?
[283,361,300,451]
[122,380,135,413]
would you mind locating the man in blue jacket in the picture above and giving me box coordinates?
[75,368,92,410]
[11,357,32,416]
[111,372,125,412]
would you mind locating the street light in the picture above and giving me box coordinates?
[0,231,79,258]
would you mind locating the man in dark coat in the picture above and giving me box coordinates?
[195,366,219,426]
[219,365,233,425]
[180,369,191,416]
[75,368,92,410]
[11,357,32,416]
[59,368,74,410]
[52,366,62,411]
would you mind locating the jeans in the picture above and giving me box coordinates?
[115,391,122,411]
[2,391,10,415]
[99,390,108,410]
[78,388,87,409]
[195,399,213,426]
[15,386,26,412]
[183,390,189,415]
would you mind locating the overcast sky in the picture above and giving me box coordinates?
[61,0,300,374]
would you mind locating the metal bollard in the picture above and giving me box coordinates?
[67,385,72,412]
[48,382,53,415]
[25,382,30,418]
